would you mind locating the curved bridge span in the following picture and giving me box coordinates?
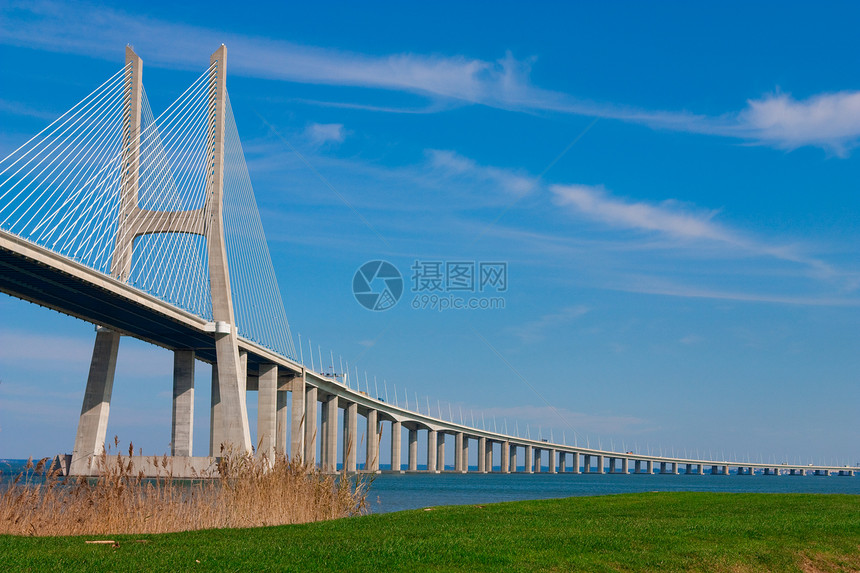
[1,46,856,479]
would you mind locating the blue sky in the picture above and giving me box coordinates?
[0,1,858,466]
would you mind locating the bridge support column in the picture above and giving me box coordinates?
[290,374,305,461]
[171,349,195,457]
[275,375,289,456]
[559,452,566,473]
[343,402,357,472]
[525,445,533,474]
[501,441,510,474]
[510,444,518,472]
[71,329,121,475]
[427,430,438,473]
[646,460,654,474]
[596,455,605,474]
[635,460,642,474]
[722,465,730,475]
[486,441,494,472]
[608,457,616,474]
[571,452,580,474]
[454,432,463,472]
[256,363,277,460]
[534,449,541,473]
[478,438,487,473]
[322,396,338,471]
[391,421,402,472]
[462,436,470,473]
[549,449,556,473]
[673,462,679,475]
[438,433,447,471]
[622,458,629,475]
[304,385,317,466]
[407,428,418,472]
[366,409,379,472]
[210,364,222,456]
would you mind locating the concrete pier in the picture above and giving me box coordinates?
[408,428,418,471]
[478,437,487,473]
[71,328,121,475]
[275,376,288,455]
[171,350,195,457]
[571,452,580,474]
[343,402,357,472]
[438,433,447,471]
[304,385,317,465]
[427,430,438,473]
[322,396,338,471]
[290,374,305,461]
[525,445,533,474]
[366,409,379,472]
[510,444,518,473]
[256,363,277,460]
[501,441,510,473]
[391,421,402,472]
[549,448,557,473]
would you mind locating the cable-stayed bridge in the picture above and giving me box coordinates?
[0,46,856,478]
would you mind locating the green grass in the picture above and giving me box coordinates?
[1,492,858,572]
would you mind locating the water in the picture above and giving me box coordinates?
[364,471,860,514]
[4,460,858,515]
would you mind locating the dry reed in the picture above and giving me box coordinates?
[0,439,370,536]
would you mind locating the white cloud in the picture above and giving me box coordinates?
[426,150,536,197]
[304,123,345,146]
[6,2,860,153]
[508,306,589,344]
[551,184,727,242]
[735,91,860,156]
[550,183,843,281]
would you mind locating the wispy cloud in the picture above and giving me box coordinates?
[304,123,345,147]
[735,91,860,157]
[508,306,589,344]
[550,183,843,281]
[5,2,860,153]
[426,150,536,197]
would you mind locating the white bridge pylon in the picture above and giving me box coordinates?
[0,45,295,473]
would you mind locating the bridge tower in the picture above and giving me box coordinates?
[69,45,251,475]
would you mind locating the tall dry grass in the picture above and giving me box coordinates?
[0,439,370,536]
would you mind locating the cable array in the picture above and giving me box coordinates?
[126,77,213,319]
[0,63,298,358]
[223,92,297,359]
[0,64,130,273]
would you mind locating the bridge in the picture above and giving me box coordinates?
[1,46,856,479]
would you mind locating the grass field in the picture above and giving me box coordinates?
[1,492,858,572]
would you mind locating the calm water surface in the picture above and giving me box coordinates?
[4,459,857,515]
[365,471,860,514]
